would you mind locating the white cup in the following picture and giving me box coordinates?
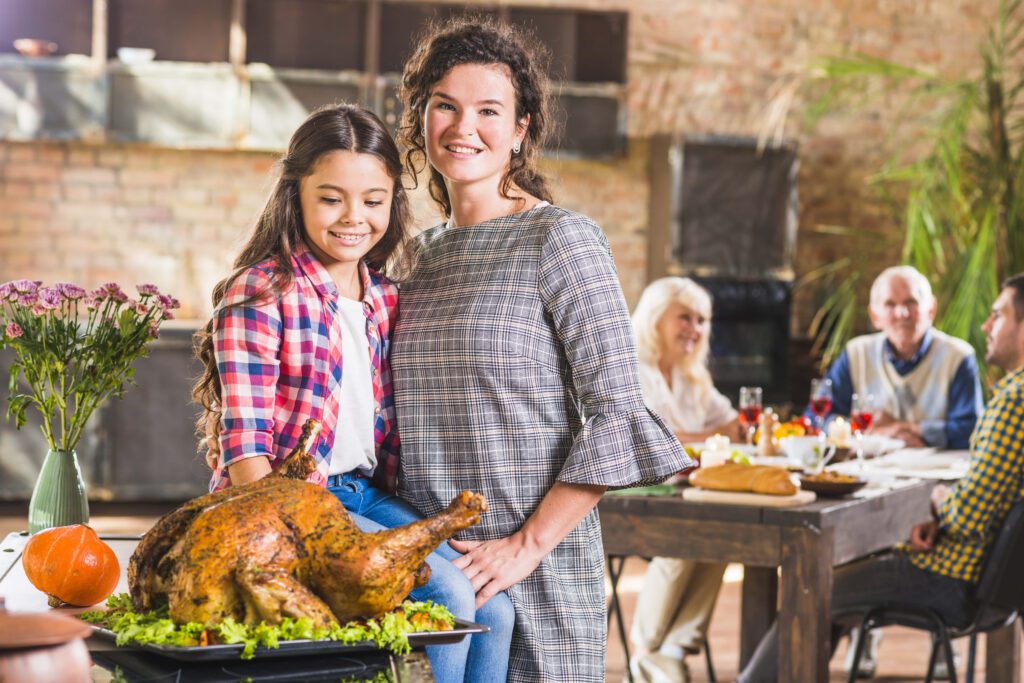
[779,435,828,469]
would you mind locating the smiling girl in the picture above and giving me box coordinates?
[192,104,512,683]
[194,104,408,494]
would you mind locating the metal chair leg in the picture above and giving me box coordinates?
[925,636,941,683]
[606,555,635,683]
[940,632,959,683]
[848,620,873,683]
[965,633,977,683]
[703,638,717,683]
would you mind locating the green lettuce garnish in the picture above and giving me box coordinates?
[80,593,456,660]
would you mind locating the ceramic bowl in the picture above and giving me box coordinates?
[778,435,826,468]
[13,39,58,57]
[116,47,156,64]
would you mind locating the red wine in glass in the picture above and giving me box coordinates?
[739,405,762,427]
[851,411,873,432]
[738,386,763,444]
[810,397,832,417]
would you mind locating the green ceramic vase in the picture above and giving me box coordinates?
[27,449,90,534]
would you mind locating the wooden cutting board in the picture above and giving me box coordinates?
[681,488,816,507]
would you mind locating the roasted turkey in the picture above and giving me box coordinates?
[128,419,486,627]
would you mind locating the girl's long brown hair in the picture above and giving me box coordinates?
[192,104,411,452]
[397,17,554,217]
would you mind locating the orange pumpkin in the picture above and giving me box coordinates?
[22,524,120,608]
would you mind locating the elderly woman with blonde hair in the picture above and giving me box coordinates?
[629,277,740,682]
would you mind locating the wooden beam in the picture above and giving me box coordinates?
[91,0,108,65]
[646,133,673,281]
[229,0,246,69]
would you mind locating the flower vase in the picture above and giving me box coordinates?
[27,449,90,534]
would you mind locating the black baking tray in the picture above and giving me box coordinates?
[89,619,487,661]
[91,648,395,683]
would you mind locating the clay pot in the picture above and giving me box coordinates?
[0,608,92,683]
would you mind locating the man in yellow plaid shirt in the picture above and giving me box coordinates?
[740,273,1024,683]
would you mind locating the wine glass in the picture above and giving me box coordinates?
[850,393,876,433]
[738,386,763,445]
[809,378,833,433]
[850,393,876,469]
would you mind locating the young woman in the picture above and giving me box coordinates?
[192,103,513,683]
[629,277,740,683]
[392,20,692,682]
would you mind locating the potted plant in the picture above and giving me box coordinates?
[0,280,179,533]
[766,0,1023,385]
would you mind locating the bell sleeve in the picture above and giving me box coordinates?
[539,213,694,488]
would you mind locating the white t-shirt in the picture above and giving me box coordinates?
[328,297,377,476]
[637,360,737,434]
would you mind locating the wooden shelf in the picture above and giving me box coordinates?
[0,0,628,157]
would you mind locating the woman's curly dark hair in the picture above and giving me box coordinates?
[397,17,554,217]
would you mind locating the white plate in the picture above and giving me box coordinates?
[855,435,905,456]
[684,442,756,456]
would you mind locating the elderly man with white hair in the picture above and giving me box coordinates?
[815,265,983,677]
[817,265,983,449]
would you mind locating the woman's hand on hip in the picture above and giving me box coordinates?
[449,532,544,608]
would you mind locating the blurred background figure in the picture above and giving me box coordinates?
[814,265,982,450]
[628,276,741,682]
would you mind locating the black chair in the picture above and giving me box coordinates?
[846,498,1024,683]
[607,554,717,683]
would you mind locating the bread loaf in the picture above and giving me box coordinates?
[689,462,797,496]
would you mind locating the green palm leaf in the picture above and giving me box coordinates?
[799,0,1024,388]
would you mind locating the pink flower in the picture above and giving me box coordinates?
[157,294,181,311]
[17,293,37,308]
[83,296,100,311]
[103,283,128,303]
[136,284,161,297]
[4,322,22,339]
[134,301,150,316]
[148,321,161,339]
[0,283,13,300]
[90,287,107,302]
[11,279,41,294]
[37,287,63,310]
[31,304,48,316]
[56,282,86,300]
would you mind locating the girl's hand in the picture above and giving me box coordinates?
[449,532,545,608]
[203,410,221,470]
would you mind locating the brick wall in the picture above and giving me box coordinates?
[0,0,1000,329]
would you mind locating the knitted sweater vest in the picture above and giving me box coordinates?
[846,330,974,423]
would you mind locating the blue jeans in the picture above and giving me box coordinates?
[329,473,514,683]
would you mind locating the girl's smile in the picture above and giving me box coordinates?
[299,150,393,293]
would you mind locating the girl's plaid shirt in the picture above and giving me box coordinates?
[208,243,400,493]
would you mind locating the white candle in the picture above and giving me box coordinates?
[701,434,731,468]
[828,417,852,447]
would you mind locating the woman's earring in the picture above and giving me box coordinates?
[512,140,522,155]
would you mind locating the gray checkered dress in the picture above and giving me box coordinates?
[392,204,691,682]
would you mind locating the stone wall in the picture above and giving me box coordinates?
[0,0,999,330]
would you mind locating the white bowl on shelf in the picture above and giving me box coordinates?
[13,39,58,57]
[116,47,156,64]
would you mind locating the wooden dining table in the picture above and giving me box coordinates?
[599,482,1022,682]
